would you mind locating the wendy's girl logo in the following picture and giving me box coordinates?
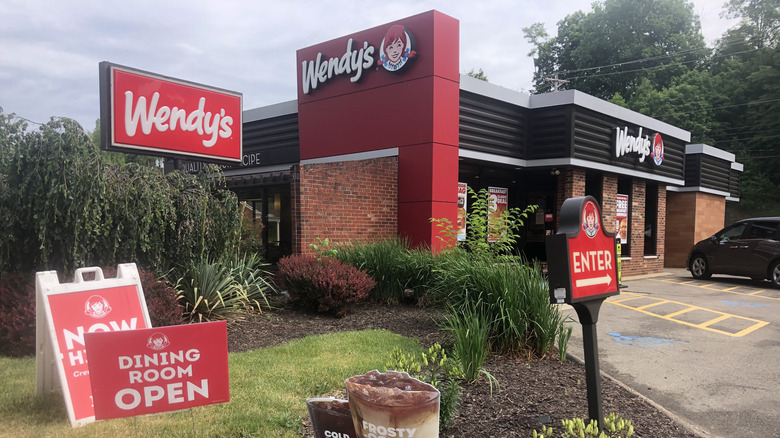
[582,201,600,238]
[84,295,112,319]
[146,332,171,351]
[377,25,416,72]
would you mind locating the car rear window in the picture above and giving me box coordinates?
[746,221,780,239]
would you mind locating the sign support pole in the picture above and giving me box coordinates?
[572,298,606,431]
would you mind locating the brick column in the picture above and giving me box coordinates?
[556,168,586,229]
[601,174,618,234]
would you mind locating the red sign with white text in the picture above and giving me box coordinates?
[45,285,150,423]
[85,321,230,420]
[101,62,242,163]
[568,200,618,299]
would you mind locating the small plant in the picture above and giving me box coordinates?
[440,300,493,384]
[276,254,375,316]
[431,187,537,258]
[385,343,463,434]
[532,413,634,438]
[310,237,338,261]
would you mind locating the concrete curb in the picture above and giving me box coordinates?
[564,351,712,438]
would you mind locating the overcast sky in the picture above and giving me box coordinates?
[0,0,738,131]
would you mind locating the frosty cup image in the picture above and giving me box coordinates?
[345,370,440,438]
[306,397,357,438]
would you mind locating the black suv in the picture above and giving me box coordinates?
[687,217,780,288]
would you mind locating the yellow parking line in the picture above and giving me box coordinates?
[651,278,780,301]
[664,308,695,318]
[635,300,671,311]
[608,295,769,337]
[698,314,731,328]
[747,289,767,296]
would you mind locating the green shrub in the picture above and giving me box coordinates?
[334,238,435,303]
[533,413,635,438]
[100,266,183,327]
[276,254,375,316]
[0,110,251,276]
[430,254,569,357]
[385,343,463,434]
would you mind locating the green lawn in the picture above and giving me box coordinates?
[0,330,422,437]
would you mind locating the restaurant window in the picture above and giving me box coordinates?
[644,183,658,256]
[617,178,631,256]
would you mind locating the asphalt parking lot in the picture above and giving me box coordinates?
[563,268,780,438]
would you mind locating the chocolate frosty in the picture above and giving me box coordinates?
[345,370,440,438]
[306,398,356,438]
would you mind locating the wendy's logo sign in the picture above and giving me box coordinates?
[377,25,416,72]
[99,62,243,164]
[581,202,600,239]
[84,295,112,319]
[614,126,664,166]
[300,24,418,94]
[147,333,170,351]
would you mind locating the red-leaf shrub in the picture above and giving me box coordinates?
[276,255,375,316]
[0,274,36,357]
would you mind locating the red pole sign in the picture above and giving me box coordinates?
[36,265,151,427]
[99,62,243,164]
[546,196,619,304]
[84,321,229,420]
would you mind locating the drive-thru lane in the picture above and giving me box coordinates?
[563,269,779,438]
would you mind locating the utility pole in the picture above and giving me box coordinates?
[544,73,569,92]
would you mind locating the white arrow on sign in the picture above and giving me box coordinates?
[575,273,613,288]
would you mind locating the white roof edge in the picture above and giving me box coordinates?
[459,74,531,107]
[666,186,732,197]
[530,90,691,142]
[686,144,737,162]
[731,162,744,172]
[243,100,298,122]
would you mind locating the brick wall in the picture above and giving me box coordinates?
[291,157,398,255]
[664,191,725,268]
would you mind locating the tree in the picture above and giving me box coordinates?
[524,0,709,100]
[467,68,489,82]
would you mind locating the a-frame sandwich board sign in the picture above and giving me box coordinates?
[36,263,152,427]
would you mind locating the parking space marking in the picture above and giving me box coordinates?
[608,292,769,337]
[653,278,780,301]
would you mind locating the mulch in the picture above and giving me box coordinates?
[227,301,703,438]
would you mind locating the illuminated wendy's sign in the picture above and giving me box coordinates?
[99,62,243,164]
[300,25,417,94]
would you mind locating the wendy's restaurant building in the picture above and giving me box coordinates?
[177,10,742,275]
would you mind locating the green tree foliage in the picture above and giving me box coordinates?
[523,0,708,99]
[467,68,489,82]
[0,108,248,276]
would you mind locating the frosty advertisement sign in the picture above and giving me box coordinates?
[35,264,151,427]
[99,62,242,164]
[545,196,619,304]
[85,321,229,419]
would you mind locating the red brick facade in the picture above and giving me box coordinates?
[555,168,667,277]
[664,191,725,268]
[291,157,399,255]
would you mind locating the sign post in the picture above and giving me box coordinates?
[545,196,619,431]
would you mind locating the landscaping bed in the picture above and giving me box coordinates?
[228,302,702,438]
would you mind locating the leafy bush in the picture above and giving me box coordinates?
[172,255,275,322]
[0,274,35,357]
[333,238,435,303]
[276,254,375,316]
[385,343,463,434]
[533,413,634,437]
[0,110,251,276]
